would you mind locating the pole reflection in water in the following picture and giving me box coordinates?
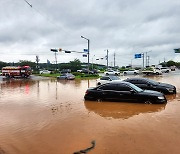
[88,79,90,88]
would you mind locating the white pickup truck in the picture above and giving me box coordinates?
[142,67,162,75]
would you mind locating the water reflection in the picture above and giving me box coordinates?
[0,78,36,89]
[84,101,166,120]
[166,94,176,101]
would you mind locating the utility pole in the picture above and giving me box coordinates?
[36,55,40,72]
[145,52,147,67]
[142,53,144,68]
[114,52,116,68]
[147,56,150,66]
[106,49,109,70]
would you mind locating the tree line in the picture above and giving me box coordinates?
[0,59,107,72]
[1,59,179,72]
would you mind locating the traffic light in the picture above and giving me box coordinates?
[59,48,62,52]
[51,49,58,52]
[65,51,71,53]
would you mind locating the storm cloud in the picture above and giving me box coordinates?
[0,0,180,66]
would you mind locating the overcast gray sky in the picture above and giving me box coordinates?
[0,0,180,67]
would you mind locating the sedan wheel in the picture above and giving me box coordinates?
[144,100,152,104]
[97,98,102,102]
[97,82,101,85]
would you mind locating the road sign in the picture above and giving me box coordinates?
[83,54,87,57]
[135,54,142,58]
[84,49,88,52]
[174,48,180,53]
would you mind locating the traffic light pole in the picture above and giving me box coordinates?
[51,49,58,72]
[88,39,90,73]
[107,49,109,69]
[81,36,90,74]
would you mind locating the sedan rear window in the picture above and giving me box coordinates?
[100,77,110,80]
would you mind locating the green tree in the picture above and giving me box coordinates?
[166,60,176,67]
[0,61,7,69]
[69,59,82,72]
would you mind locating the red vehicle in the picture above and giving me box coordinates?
[2,66,32,78]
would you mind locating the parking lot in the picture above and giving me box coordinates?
[0,71,180,154]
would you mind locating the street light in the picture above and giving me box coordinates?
[81,36,90,73]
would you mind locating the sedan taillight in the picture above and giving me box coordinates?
[85,90,89,95]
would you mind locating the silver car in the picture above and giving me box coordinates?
[57,73,75,80]
[96,76,121,86]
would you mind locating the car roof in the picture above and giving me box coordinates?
[124,77,147,81]
[103,80,129,85]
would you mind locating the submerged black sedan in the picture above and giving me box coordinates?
[84,81,167,104]
[124,78,176,94]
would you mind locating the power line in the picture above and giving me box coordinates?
[23,0,32,7]
[21,0,70,34]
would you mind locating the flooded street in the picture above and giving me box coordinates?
[0,73,180,154]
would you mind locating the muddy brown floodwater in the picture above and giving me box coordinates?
[0,72,180,154]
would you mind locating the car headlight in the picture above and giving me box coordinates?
[158,96,165,100]
[166,88,174,93]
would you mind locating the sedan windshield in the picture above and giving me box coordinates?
[147,79,159,85]
[128,82,143,92]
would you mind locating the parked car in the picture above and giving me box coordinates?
[104,70,120,76]
[160,67,170,73]
[61,69,71,73]
[39,70,51,74]
[96,75,121,86]
[80,69,97,74]
[57,73,75,80]
[142,67,162,75]
[170,66,176,71]
[84,81,167,104]
[77,70,83,73]
[124,78,176,94]
[123,69,139,75]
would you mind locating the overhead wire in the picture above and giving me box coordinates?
[21,0,91,45]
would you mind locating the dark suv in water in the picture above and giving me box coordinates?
[84,81,167,104]
[124,78,176,94]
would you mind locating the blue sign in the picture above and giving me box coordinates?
[135,54,142,59]
[84,49,89,52]
[174,48,180,53]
